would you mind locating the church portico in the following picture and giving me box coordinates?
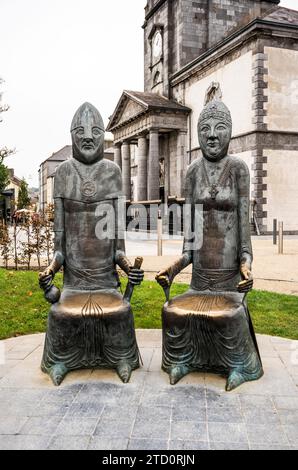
[107,90,190,202]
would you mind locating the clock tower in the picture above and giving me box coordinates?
[143,0,280,99]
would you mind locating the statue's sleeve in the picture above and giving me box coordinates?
[237,160,253,264]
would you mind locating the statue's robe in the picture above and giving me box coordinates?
[162,156,263,382]
[41,158,139,372]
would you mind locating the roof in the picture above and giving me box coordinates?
[40,145,72,167]
[262,6,298,25]
[107,90,190,131]
[124,90,191,112]
[171,5,298,84]
[47,145,72,162]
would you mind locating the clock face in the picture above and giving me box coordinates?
[153,31,162,59]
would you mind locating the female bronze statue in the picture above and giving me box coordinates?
[39,102,144,386]
[156,100,263,391]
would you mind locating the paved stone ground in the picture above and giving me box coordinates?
[0,330,297,450]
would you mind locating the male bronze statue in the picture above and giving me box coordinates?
[156,100,263,391]
[39,102,144,386]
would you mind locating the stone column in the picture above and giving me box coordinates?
[148,129,160,201]
[114,143,122,170]
[137,135,148,201]
[122,141,131,200]
[176,130,187,198]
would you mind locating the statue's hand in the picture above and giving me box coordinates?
[39,267,54,291]
[155,270,171,289]
[128,267,144,286]
[238,262,253,293]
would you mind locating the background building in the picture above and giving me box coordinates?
[0,169,22,222]
[108,0,298,234]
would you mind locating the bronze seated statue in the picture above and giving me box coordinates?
[156,100,263,391]
[39,102,144,386]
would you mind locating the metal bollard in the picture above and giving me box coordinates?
[278,221,284,254]
[157,210,163,256]
[273,219,277,245]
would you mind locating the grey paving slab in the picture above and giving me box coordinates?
[94,418,134,438]
[170,421,208,442]
[19,416,62,435]
[0,435,51,450]
[31,402,71,417]
[169,440,209,450]
[132,406,171,440]
[0,360,19,378]
[210,442,249,450]
[242,408,280,425]
[48,435,90,450]
[283,424,298,446]
[0,331,297,450]
[128,439,168,450]
[239,394,276,410]
[172,405,207,422]
[0,416,28,434]
[208,423,248,444]
[277,409,298,425]
[246,424,289,445]
[55,417,98,436]
[273,396,298,410]
[249,444,293,450]
[207,405,244,423]
[65,402,105,419]
[88,437,129,450]
[100,404,139,422]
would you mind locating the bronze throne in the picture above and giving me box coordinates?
[39,102,144,386]
[156,100,263,391]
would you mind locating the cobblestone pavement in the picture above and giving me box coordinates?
[0,331,297,450]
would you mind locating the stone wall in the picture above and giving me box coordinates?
[263,150,298,232]
[183,50,254,148]
[207,1,278,48]
[144,0,172,96]
[144,0,279,93]
[265,46,298,132]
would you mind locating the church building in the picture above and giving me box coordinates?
[107,0,298,234]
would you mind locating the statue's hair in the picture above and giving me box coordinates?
[198,100,232,126]
[71,102,105,132]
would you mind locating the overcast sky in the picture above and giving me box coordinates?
[0,0,297,186]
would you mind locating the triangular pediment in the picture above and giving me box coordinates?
[107,91,147,131]
[107,90,191,132]
[117,98,145,126]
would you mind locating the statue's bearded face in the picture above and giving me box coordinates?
[198,117,231,162]
[71,103,105,164]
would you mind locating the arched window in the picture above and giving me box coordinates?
[153,71,161,86]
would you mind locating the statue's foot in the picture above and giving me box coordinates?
[226,370,246,392]
[169,365,190,385]
[116,361,132,384]
[49,363,69,386]
[226,366,264,392]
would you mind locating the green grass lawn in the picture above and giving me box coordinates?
[0,268,297,340]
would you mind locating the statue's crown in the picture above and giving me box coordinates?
[199,100,232,126]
